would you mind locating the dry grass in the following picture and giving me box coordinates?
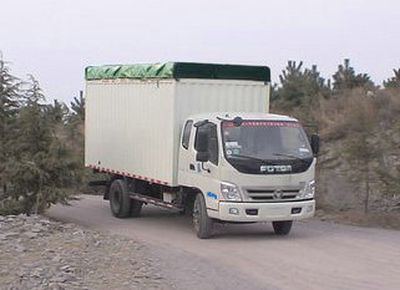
[316,88,381,141]
[275,87,400,226]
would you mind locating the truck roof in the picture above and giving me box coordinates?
[85,62,270,82]
[189,112,298,123]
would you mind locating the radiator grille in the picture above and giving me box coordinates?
[246,188,300,202]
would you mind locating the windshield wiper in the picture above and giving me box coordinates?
[227,154,267,163]
[272,153,310,163]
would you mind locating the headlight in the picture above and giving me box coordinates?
[220,182,242,201]
[299,180,315,199]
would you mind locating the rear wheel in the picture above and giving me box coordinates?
[109,179,131,218]
[192,193,214,239]
[272,221,293,235]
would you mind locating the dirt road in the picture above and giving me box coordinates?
[47,195,400,290]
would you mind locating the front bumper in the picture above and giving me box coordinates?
[211,199,315,222]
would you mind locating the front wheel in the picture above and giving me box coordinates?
[272,221,293,235]
[192,193,214,239]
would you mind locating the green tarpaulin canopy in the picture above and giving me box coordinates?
[85,62,270,82]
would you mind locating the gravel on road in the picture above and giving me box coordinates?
[0,214,173,290]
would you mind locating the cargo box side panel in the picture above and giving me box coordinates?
[85,80,176,185]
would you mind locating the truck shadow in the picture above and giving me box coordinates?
[140,205,318,241]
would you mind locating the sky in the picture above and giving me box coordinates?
[1,0,399,103]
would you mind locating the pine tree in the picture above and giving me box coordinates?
[65,91,86,192]
[274,61,330,108]
[0,54,22,196]
[70,91,85,121]
[332,59,374,93]
[272,61,331,128]
[383,69,400,89]
[2,76,78,214]
[46,99,69,124]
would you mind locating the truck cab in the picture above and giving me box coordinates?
[178,112,318,238]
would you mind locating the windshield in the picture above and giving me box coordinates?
[221,120,313,174]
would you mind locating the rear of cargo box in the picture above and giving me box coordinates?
[85,79,177,185]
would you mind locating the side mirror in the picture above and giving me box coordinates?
[196,151,209,162]
[195,127,209,153]
[195,125,209,162]
[310,134,320,156]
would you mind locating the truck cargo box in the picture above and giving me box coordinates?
[85,62,270,186]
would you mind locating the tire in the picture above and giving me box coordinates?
[192,193,214,239]
[130,200,143,217]
[109,179,131,218]
[272,221,293,235]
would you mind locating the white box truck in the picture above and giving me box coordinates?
[85,62,319,238]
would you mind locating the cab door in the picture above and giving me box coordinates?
[187,121,221,210]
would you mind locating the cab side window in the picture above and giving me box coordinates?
[182,120,193,150]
